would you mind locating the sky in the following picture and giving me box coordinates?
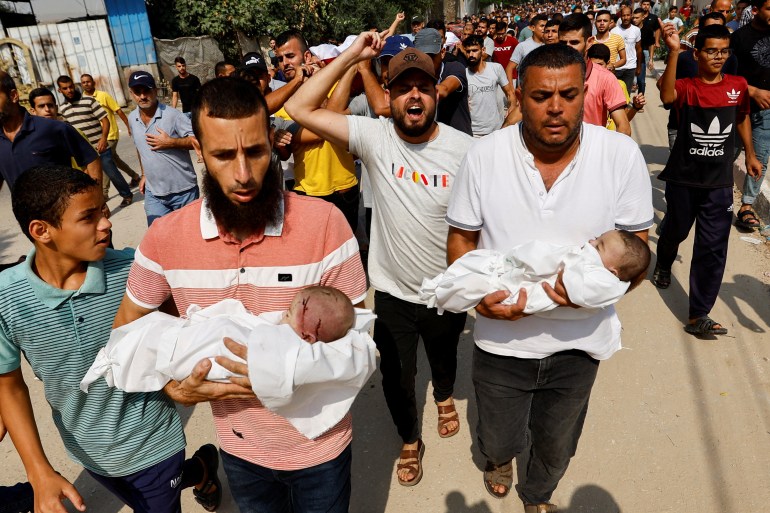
[9,0,107,23]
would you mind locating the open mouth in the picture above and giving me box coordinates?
[406,105,424,121]
[97,235,110,246]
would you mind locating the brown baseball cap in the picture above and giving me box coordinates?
[387,48,438,87]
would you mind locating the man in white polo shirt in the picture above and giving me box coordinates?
[446,44,652,513]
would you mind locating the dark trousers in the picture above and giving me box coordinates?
[615,68,635,95]
[373,291,467,444]
[87,450,186,513]
[220,445,351,513]
[656,183,732,319]
[295,184,360,233]
[0,482,33,513]
[473,346,599,504]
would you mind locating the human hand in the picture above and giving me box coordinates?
[396,11,406,23]
[751,88,770,110]
[475,289,530,321]
[273,129,292,148]
[217,338,252,389]
[164,355,255,407]
[146,128,175,151]
[746,155,764,180]
[30,470,85,513]
[542,270,579,308]
[633,93,646,109]
[346,31,389,63]
[139,176,146,194]
[96,138,108,154]
[658,18,681,52]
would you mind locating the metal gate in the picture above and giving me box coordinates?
[8,19,127,106]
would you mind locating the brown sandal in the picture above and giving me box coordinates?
[483,460,513,499]
[437,400,460,438]
[397,439,425,487]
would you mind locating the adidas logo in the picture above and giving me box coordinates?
[689,116,732,157]
[726,89,740,103]
[399,43,408,50]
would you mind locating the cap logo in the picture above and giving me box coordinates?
[246,56,260,65]
[132,73,148,80]
[404,53,419,62]
[399,43,408,50]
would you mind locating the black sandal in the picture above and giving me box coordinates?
[736,209,761,230]
[192,444,222,512]
[685,317,727,336]
[483,460,513,499]
[651,263,671,289]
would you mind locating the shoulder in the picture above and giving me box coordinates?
[438,122,473,147]
[444,61,467,75]
[0,261,28,291]
[582,123,638,154]
[102,248,136,274]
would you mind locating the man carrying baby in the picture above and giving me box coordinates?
[112,77,367,513]
[445,44,653,513]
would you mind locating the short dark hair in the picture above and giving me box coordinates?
[699,12,727,24]
[56,75,73,86]
[495,21,509,31]
[552,12,565,22]
[29,87,56,106]
[275,29,309,54]
[530,14,549,25]
[0,70,17,96]
[519,43,586,90]
[669,6,679,11]
[214,61,233,76]
[174,56,186,65]
[559,12,592,39]
[633,7,645,14]
[694,23,731,49]
[463,34,485,48]
[596,9,612,18]
[80,73,93,81]
[12,166,99,242]
[751,0,767,9]
[545,19,561,29]
[191,77,269,145]
[616,230,651,282]
[586,42,611,63]
[426,19,446,31]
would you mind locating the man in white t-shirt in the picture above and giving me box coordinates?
[446,44,652,512]
[506,14,548,83]
[286,33,473,488]
[463,35,518,136]
[611,5,643,92]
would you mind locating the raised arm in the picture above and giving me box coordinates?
[285,31,387,150]
[387,12,406,37]
[657,19,680,104]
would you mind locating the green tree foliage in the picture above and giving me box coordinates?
[146,0,434,60]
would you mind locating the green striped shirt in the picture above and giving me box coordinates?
[0,248,185,477]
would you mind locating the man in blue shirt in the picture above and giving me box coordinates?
[127,72,199,225]
[0,71,100,191]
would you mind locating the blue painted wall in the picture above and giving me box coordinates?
[103,0,157,66]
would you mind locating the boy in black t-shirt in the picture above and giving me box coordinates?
[653,22,763,337]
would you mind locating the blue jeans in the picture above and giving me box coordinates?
[220,445,351,513]
[742,109,770,205]
[101,148,132,199]
[473,346,599,504]
[87,450,184,513]
[144,185,199,226]
[637,49,649,94]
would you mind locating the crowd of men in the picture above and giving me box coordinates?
[0,0,768,512]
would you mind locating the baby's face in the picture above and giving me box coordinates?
[589,230,626,276]
[281,295,308,340]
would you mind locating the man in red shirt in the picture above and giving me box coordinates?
[492,21,518,69]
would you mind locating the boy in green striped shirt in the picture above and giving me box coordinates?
[0,166,220,512]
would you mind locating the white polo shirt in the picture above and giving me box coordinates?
[446,122,653,360]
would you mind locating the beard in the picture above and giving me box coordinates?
[522,104,584,150]
[391,99,437,138]
[67,89,82,102]
[202,158,284,238]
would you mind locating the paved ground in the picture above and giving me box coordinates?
[3,73,770,513]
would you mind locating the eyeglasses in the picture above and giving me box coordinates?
[702,48,733,58]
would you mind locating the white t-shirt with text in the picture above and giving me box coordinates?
[467,62,510,136]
